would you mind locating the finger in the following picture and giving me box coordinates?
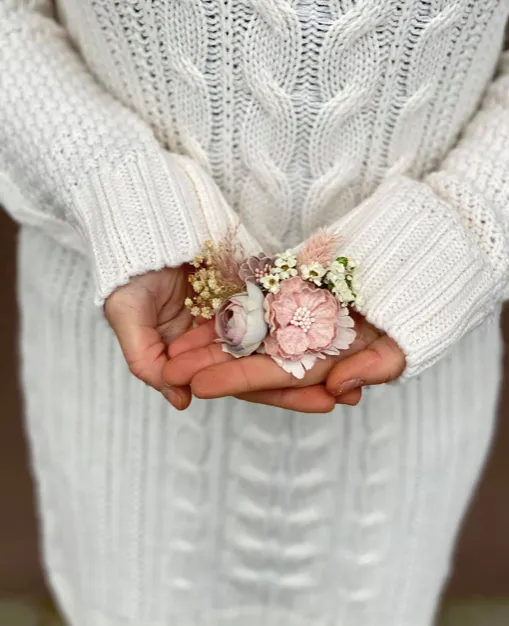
[335,388,363,406]
[236,384,363,412]
[326,335,406,396]
[164,343,233,386]
[236,385,336,414]
[168,320,217,358]
[195,316,210,326]
[191,354,341,399]
[167,314,382,396]
[162,385,192,410]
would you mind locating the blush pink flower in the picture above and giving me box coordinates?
[215,281,268,357]
[263,276,356,378]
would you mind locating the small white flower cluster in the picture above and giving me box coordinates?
[326,257,363,307]
[258,249,363,308]
[300,257,362,307]
[260,250,298,294]
[300,262,326,285]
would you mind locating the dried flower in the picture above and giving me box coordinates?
[260,273,281,294]
[273,251,298,280]
[325,256,360,307]
[263,276,356,378]
[239,253,274,283]
[300,262,327,286]
[212,226,246,288]
[297,229,340,268]
[215,282,268,357]
[186,239,246,317]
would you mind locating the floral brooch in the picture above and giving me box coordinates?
[185,229,362,379]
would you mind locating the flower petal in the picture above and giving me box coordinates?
[243,308,268,348]
[277,325,309,356]
[271,356,307,379]
[332,326,357,350]
[300,353,320,371]
[246,280,266,311]
[271,298,296,327]
[306,321,336,350]
[227,309,247,344]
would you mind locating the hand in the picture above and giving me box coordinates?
[163,314,405,412]
[325,326,406,397]
[104,267,194,409]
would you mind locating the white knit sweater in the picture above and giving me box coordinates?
[2,2,509,625]
[1,0,509,377]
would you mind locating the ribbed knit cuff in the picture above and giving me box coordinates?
[69,151,261,304]
[336,176,497,378]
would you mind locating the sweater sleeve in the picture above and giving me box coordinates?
[325,51,509,378]
[0,1,259,303]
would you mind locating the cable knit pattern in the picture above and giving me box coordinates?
[0,0,260,303]
[3,0,509,369]
[3,2,509,625]
[19,228,503,626]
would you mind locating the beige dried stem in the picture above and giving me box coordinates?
[213,224,246,287]
[297,229,341,267]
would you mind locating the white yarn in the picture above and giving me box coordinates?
[2,0,509,374]
[2,3,509,624]
[19,227,503,626]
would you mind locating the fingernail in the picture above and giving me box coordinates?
[334,378,362,396]
[163,387,182,410]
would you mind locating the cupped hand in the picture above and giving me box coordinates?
[104,266,194,409]
[163,314,405,413]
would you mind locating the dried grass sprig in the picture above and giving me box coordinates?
[297,229,340,268]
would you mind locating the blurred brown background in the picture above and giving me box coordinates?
[0,211,508,598]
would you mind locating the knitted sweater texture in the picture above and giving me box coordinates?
[1,2,509,625]
[2,0,509,375]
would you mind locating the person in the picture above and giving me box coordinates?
[1,1,508,625]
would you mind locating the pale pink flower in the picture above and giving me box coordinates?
[263,276,356,378]
[215,281,268,357]
[239,253,274,283]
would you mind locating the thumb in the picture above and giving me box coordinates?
[325,334,406,396]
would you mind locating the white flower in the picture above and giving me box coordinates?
[326,271,341,286]
[211,298,223,311]
[215,282,268,358]
[326,256,362,306]
[332,280,355,304]
[274,251,298,279]
[301,262,327,286]
[260,273,281,294]
[275,250,297,268]
[355,294,365,308]
[327,260,346,275]
[274,266,298,280]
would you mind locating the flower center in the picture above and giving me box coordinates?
[290,306,315,332]
[255,264,271,280]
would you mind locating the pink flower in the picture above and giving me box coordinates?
[263,276,356,378]
[215,281,268,357]
[239,253,274,283]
